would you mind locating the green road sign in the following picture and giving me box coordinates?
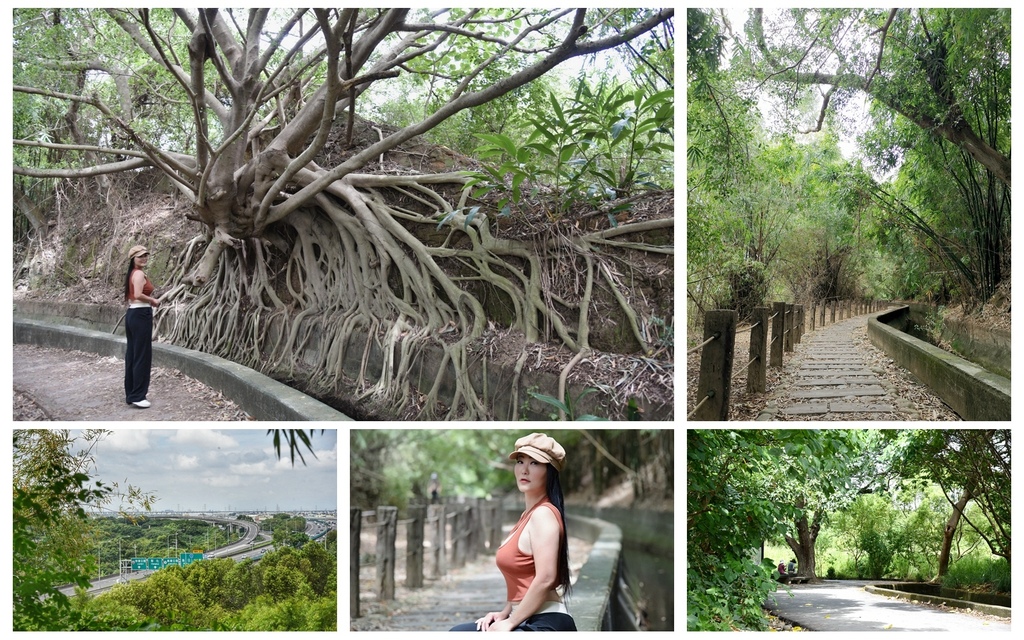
[131,558,147,571]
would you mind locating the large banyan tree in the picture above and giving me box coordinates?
[13,8,675,419]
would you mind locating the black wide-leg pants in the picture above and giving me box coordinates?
[124,306,153,403]
[450,613,577,631]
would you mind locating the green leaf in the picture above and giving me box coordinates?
[463,205,481,232]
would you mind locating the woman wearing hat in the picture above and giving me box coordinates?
[124,245,160,408]
[450,433,576,632]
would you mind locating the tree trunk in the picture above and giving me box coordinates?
[785,509,822,579]
[936,488,972,580]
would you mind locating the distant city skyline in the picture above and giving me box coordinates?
[70,429,337,513]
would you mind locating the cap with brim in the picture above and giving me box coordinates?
[507,432,566,473]
[128,245,149,261]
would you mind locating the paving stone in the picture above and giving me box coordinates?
[829,402,896,413]
[794,377,875,386]
[781,402,830,415]
[796,370,874,376]
[790,386,886,399]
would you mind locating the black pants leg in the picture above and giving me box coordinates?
[124,307,153,403]
[449,613,576,632]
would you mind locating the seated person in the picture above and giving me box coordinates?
[787,559,797,574]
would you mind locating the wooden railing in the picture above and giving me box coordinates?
[688,298,887,420]
[350,497,504,618]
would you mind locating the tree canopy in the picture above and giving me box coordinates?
[687,428,1011,631]
[14,8,675,421]
[688,8,1009,326]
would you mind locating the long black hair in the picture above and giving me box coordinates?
[546,463,572,598]
[123,257,138,302]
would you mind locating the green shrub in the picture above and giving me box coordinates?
[687,555,777,631]
[944,556,1010,593]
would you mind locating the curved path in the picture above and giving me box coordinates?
[758,314,958,421]
[764,581,1009,632]
[14,343,250,421]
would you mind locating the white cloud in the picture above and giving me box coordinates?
[174,454,199,470]
[230,461,270,476]
[169,430,238,449]
[204,475,242,488]
[103,430,152,453]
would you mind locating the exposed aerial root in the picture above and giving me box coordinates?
[156,172,673,419]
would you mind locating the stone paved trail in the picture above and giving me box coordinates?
[778,316,897,418]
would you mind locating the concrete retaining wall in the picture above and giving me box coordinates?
[565,514,626,631]
[865,584,1010,618]
[14,317,351,421]
[867,306,1010,421]
[905,303,1011,378]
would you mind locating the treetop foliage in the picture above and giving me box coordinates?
[688,8,1008,323]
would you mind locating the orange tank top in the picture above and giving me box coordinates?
[495,499,563,602]
[129,268,154,302]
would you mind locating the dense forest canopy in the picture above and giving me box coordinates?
[13,8,675,420]
[688,428,1011,631]
[350,429,673,513]
[687,8,1009,329]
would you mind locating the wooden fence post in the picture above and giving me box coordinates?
[489,500,503,550]
[692,309,736,420]
[470,498,483,560]
[407,504,425,588]
[376,506,397,601]
[795,305,804,344]
[770,301,785,368]
[810,301,817,331]
[351,508,361,618]
[748,306,768,394]
[783,303,794,353]
[430,504,447,578]
[830,298,837,323]
[453,507,466,568]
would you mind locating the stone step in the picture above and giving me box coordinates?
[793,377,877,386]
[781,402,830,416]
[790,386,886,399]
[829,402,896,413]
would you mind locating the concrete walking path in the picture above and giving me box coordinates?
[764,581,1010,632]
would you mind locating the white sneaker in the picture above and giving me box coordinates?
[132,399,151,409]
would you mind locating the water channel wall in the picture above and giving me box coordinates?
[864,583,1010,618]
[13,315,350,421]
[13,300,671,420]
[563,514,632,631]
[867,306,1010,421]
[903,302,1011,378]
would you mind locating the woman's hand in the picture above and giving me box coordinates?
[484,618,516,632]
[476,611,507,631]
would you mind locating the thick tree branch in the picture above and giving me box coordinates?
[266,9,674,222]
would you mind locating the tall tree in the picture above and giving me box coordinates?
[13,9,674,420]
[886,429,1011,578]
[687,429,873,629]
[13,430,154,630]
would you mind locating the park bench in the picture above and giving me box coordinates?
[779,575,809,584]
